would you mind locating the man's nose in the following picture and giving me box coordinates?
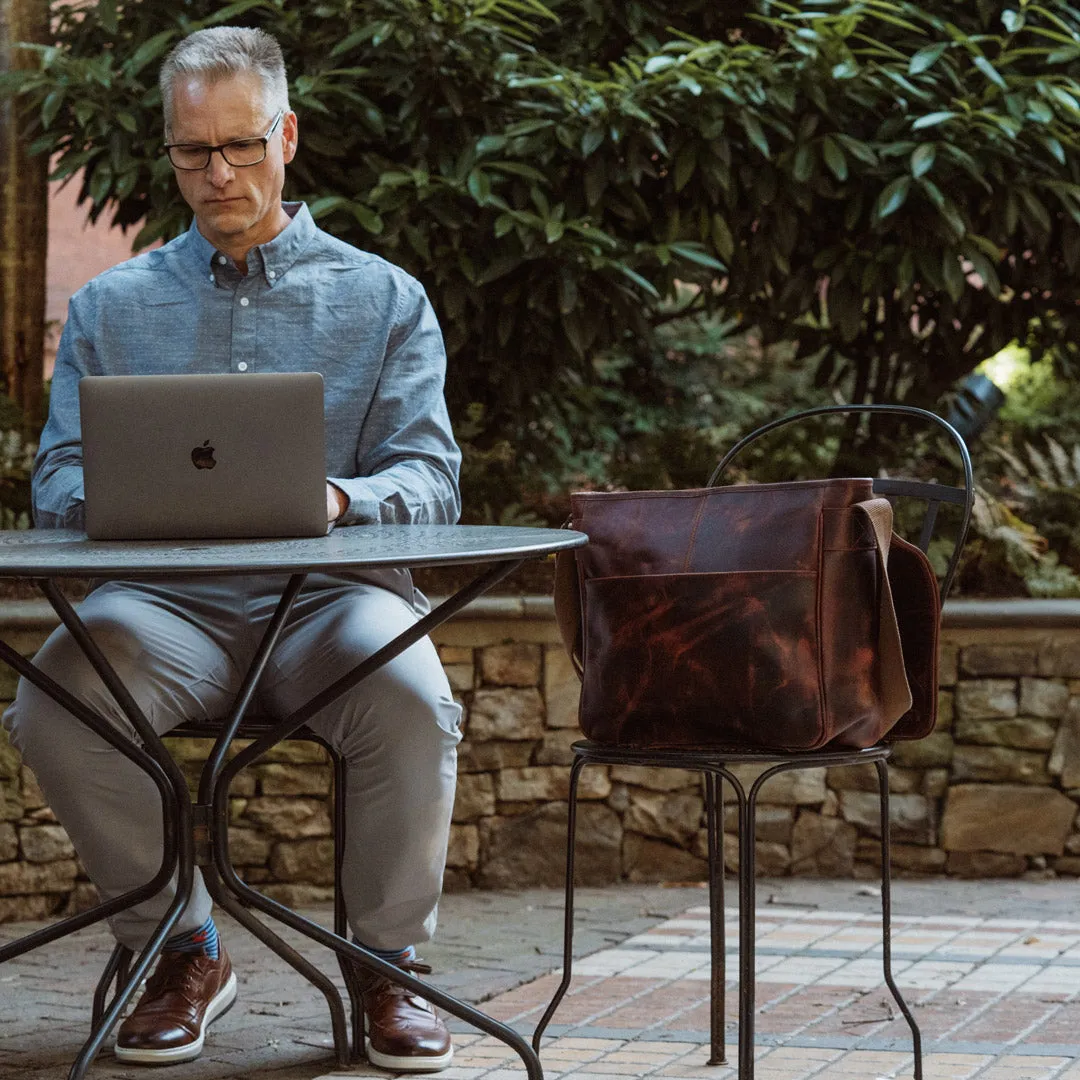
[205,149,235,185]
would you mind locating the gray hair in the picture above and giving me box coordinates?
[160,26,289,133]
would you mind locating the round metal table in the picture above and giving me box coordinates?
[0,524,588,1080]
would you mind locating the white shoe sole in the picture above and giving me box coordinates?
[366,1036,454,1073]
[114,970,238,1065]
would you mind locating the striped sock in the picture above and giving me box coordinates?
[354,939,416,967]
[164,916,220,959]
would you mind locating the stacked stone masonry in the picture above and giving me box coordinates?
[1,600,1079,923]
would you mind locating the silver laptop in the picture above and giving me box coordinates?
[79,372,328,540]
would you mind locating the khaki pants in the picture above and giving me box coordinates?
[3,573,461,951]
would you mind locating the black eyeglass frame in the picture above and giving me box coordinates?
[164,109,285,171]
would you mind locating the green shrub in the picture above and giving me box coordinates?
[5,1,1080,597]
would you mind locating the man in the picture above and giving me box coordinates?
[3,26,461,1071]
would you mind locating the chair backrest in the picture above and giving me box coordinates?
[706,404,974,606]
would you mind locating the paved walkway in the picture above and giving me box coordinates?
[2,881,1079,1080]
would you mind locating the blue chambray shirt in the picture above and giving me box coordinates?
[33,201,461,530]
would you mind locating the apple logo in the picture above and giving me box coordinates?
[191,440,217,470]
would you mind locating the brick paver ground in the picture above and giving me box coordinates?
[2,881,1079,1080]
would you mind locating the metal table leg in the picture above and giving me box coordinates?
[0,579,198,1080]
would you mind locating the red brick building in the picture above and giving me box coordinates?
[45,178,136,378]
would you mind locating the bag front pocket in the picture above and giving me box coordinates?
[580,571,825,749]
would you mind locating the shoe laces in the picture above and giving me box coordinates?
[143,952,214,1005]
[356,957,432,998]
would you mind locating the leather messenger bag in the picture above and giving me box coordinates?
[554,478,940,751]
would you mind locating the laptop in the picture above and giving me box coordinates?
[79,372,328,540]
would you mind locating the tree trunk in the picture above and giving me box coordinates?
[0,0,48,439]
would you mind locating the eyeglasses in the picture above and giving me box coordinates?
[164,110,285,171]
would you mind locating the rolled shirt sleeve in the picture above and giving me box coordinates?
[32,292,96,529]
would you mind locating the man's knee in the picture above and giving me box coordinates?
[4,603,151,756]
[323,653,462,759]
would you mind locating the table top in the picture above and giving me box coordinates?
[0,525,588,578]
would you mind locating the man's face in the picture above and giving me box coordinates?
[167,72,297,256]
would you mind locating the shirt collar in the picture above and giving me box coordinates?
[183,201,316,286]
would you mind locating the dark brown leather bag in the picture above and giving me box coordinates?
[554,478,940,751]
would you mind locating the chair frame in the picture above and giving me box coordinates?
[532,404,974,1080]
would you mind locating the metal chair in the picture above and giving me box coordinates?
[532,404,974,1080]
[91,717,364,1067]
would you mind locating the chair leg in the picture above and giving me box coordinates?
[531,755,587,1054]
[705,771,727,1066]
[331,751,365,1062]
[738,772,761,1080]
[92,943,133,1032]
[875,760,923,1080]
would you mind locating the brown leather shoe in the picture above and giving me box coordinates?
[115,948,237,1064]
[357,958,453,1072]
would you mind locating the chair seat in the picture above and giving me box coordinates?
[170,715,327,745]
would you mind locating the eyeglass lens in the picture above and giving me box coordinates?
[168,140,267,170]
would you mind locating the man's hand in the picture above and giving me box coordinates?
[326,482,348,524]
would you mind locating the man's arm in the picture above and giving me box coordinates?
[327,276,461,525]
[32,295,95,529]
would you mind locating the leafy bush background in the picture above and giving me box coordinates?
[4,0,1080,594]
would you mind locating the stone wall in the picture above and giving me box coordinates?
[1,598,1079,924]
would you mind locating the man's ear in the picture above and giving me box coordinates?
[282,110,298,164]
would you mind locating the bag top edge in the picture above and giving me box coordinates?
[570,478,876,499]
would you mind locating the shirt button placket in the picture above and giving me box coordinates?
[233,286,257,374]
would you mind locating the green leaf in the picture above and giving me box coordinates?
[88,162,112,206]
[835,134,877,165]
[1019,188,1052,232]
[581,127,604,157]
[910,143,936,179]
[41,91,62,130]
[909,42,948,75]
[941,252,965,303]
[822,135,848,181]
[613,263,660,299]
[912,111,957,130]
[350,204,384,234]
[710,214,735,261]
[97,0,118,34]
[1044,136,1067,165]
[741,114,770,158]
[307,195,349,219]
[673,144,697,192]
[544,220,564,243]
[557,271,578,315]
[475,135,506,156]
[1001,9,1025,33]
[643,55,676,75]
[467,168,492,204]
[792,143,814,183]
[973,55,1008,91]
[1027,99,1054,123]
[875,176,912,220]
[127,30,177,77]
[669,243,725,271]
